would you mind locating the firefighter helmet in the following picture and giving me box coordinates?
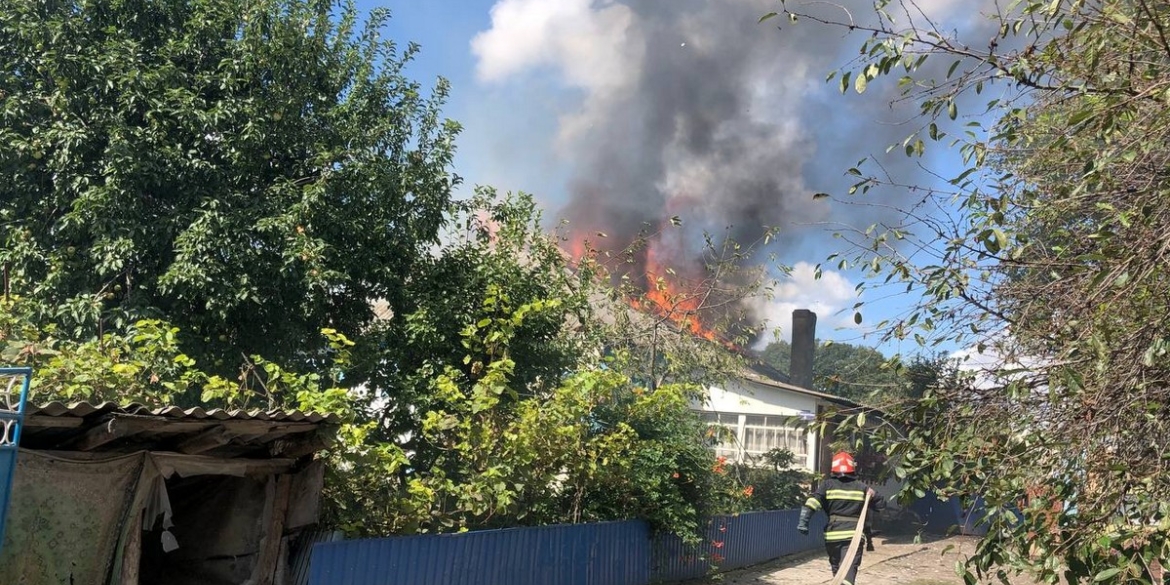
[831,451,857,476]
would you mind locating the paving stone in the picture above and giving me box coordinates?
[670,535,1047,585]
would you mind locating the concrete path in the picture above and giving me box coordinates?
[673,535,1041,585]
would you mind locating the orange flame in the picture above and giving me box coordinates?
[639,243,719,340]
[562,234,587,261]
[562,230,729,345]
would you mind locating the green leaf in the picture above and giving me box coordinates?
[947,59,960,79]
[1093,568,1122,581]
[759,12,778,23]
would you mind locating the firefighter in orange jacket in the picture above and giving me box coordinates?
[797,451,883,585]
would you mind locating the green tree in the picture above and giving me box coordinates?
[319,189,763,540]
[775,0,1170,581]
[758,339,937,403]
[0,0,760,545]
[323,235,749,539]
[0,0,459,383]
[340,189,595,490]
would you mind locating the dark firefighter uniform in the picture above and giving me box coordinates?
[797,452,883,585]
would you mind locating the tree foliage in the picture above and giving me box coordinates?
[731,448,814,511]
[310,189,756,541]
[343,188,594,477]
[777,0,1170,581]
[0,0,772,547]
[758,339,944,404]
[760,339,893,401]
[0,0,459,379]
[320,212,753,539]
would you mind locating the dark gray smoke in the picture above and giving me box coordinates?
[552,0,970,266]
[473,0,995,335]
[561,0,815,263]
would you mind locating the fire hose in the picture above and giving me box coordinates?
[830,489,871,585]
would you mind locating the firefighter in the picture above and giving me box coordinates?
[797,451,883,585]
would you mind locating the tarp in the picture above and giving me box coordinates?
[0,451,144,585]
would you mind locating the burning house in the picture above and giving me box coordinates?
[696,309,861,475]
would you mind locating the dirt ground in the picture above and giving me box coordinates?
[674,535,1045,585]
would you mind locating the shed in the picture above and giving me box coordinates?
[0,401,339,585]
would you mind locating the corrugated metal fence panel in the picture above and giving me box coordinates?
[960,496,989,536]
[650,510,824,582]
[291,529,343,585]
[309,520,651,585]
[909,493,991,537]
[909,491,963,535]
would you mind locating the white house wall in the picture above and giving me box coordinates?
[705,380,819,416]
[697,379,820,471]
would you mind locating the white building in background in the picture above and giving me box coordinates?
[696,370,859,474]
[693,309,862,475]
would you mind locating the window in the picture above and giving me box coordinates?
[701,412,741,461]
[699,411,808,465]
[743,415,808,457]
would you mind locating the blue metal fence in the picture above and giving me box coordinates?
[650,509,823,582]
[309,512,822,585]
[0,367,30,553]
[310,521,652,585]
[909,491,990,536]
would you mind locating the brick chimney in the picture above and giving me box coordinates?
[790,309,816,389]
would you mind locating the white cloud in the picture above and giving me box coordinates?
[471,0,645,156]
[950,334,1047,390]
[750,262,859,348]
[470,0,640,90]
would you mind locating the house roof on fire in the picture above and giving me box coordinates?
[19,401,340,460]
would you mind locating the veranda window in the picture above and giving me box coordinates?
[700,411,808,464]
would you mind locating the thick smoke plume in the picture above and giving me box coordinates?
[473,0,984,339]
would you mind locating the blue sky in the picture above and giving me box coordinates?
[359,0,986,355]
[372,0,570,198]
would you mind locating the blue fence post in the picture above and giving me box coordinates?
[0,367,31,554]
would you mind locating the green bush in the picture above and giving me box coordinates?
[732,449,814,511]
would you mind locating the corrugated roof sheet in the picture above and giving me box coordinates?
[27,401,341,424]
[19,400,340,457]
[739,370,862,407]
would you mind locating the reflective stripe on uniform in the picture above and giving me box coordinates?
[824,529,856,541]
[826,489,865,501]
[804,497,822,510]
